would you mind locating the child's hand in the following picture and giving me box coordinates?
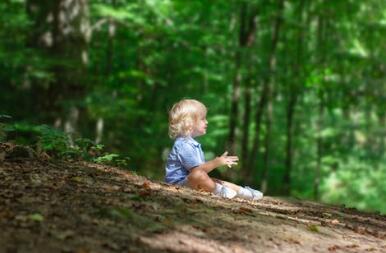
[217,151,239,168]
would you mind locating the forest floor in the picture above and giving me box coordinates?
[1,146,386,253]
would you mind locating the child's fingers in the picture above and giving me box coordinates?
[221,151,228,157]
[227,161,238,167]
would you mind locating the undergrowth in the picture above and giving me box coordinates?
[0,115,131,169]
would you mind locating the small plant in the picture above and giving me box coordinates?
[37,125,70,156]
[1,120,131,169]
[4,123,70,157]
[93,153,130,169]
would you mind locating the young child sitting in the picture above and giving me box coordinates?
[165,99,263,200]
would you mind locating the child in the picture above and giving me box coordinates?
[165,99,263,200]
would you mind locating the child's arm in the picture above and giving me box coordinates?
[192,151,238,174]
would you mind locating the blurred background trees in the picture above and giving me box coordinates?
[1,0,386,214]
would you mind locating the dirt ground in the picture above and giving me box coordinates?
[1,157,386,253]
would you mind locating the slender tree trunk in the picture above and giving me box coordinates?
[95,0,116,144]
[241,78,252,169]
[282,0,306,195]
[248,0,284,183]
[313,9,327,200]
[315,91,325,200]
[283,93,297,194]
[228,53,242,154]
[227,3,258,154]
[380,113,386,156]
[27,0,89,140]
[260,85,273,193]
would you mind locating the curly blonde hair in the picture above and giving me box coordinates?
[168,99,207,139]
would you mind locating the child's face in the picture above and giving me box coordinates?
[192,114,208,137]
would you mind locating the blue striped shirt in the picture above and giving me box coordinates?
[165,136,205,184]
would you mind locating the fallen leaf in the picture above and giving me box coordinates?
[233,207,253,215]
[72,176,83,183]
[52,230,75,240]
[331,219,340,225]
[142,180,151,190]
[307,224,319,233]
[345,244,359,249]
[322,212,332,218]
[28,213,44,222]
[353,226,366,234]
[328,245,341,251]
[287,238,301,245]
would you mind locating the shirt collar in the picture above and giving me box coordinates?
[177,136,201,147]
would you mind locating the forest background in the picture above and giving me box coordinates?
[1,0,386,214]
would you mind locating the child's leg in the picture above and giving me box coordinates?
[187,169,237,198]
[214,178,263,200]
[213,179,242,193]
[187,168,216,192]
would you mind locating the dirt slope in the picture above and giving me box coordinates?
[0,158,385,253]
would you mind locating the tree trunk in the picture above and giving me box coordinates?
[227,3,258,154]
[313,9,327,201]
[26,0,89,140]
[248,0,284,183]
[96,2,116,144]
[260,85,273,193]
[282,93,297,194]
[282,0,306,195]
[241,79,252,170]
[314,91,325,200]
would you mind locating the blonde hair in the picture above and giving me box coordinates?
[168,99,207,139]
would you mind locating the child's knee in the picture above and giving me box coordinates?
[187,169,214,189]
[188,168,207,182]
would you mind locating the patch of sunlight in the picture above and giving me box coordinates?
[320,127,338,138]
[354,130,366,145]
[381,9,386,26]
[349,39,368,58]
[208,115,228,126]
[356,201,367,211]
[358,178,371,196]
[325,173,340,191]
[321,156,340,172]
[332,108,343,117]
[350,110,362,124]
[145,0,174,25]
[321,172,342,202]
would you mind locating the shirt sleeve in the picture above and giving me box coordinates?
[177,142,204,171]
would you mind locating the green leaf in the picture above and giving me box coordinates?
[28,213,44,222]
[307,224,319,233]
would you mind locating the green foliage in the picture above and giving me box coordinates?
[94,153,131,169]
[321,158,386,214]
[1,0,386,214]
[2,121,131,168]
[28,213,44,222]
[5,123,69,155]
